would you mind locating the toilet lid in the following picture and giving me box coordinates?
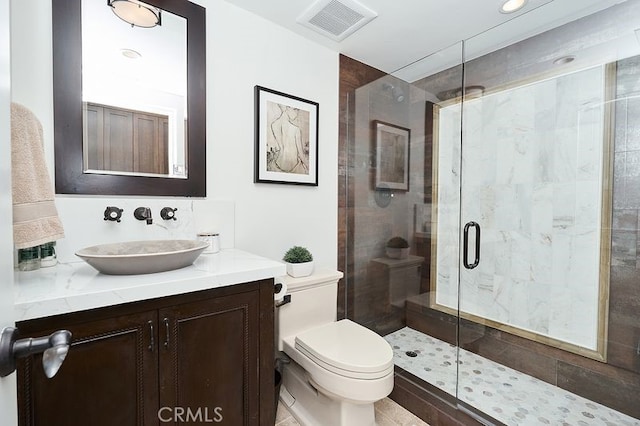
[295,319,393,377]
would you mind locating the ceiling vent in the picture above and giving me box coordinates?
[297,0,377,42]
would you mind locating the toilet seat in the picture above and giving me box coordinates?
[294,319,393,380]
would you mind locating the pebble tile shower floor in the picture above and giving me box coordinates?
[385,327,639,426]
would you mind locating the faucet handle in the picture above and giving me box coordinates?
[103,206,123,223]
[134,207,153,225]
[160,207,178,221]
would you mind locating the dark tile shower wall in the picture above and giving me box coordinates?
[351,89,427,333]
[338,56,470,425]
[339,54,428,332]
[609,56,640,375]
[338,54,386,321]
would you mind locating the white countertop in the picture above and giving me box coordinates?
[14,249,286,322]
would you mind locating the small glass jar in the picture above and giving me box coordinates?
[18,246,41,271]
[197,232,220,254]
[40,242,58,268]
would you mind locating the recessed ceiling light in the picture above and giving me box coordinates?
[120,48,142,59]
[553,55,576,65]
[500,0,528,14]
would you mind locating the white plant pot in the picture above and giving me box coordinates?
[386,247,410,259]
[286,261,314,278]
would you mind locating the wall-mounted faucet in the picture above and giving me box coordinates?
[134,207,153,225]
[160,207,178,221]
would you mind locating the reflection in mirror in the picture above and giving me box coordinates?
[53,0,205,196]
[81,0,187,178]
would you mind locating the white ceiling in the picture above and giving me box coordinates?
[222,0,628,78]
[83,0,187,99]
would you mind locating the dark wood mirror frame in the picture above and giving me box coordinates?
[52,0,206,196]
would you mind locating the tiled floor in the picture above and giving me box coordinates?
[385,327,640,426]
[275,397,430,426]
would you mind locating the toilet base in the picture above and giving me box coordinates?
[280,361,376,426]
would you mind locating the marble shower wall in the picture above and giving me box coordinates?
[337,55,387,321]
[435,65,606,351]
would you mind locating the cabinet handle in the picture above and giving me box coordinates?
[148,321,154,352]
[163,318,170,349]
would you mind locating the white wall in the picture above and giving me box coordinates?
[205,1,339,267]
[10,0,339,269]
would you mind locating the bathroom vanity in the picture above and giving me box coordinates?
[13,249,285,426]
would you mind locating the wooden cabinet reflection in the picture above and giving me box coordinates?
[84,102,168,175]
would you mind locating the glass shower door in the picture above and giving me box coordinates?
[453,65,610,422]
[346,41,466,406]
[451,1,640,423]
[347,1,640,423]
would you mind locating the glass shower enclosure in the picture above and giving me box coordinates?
[345,1,640,424]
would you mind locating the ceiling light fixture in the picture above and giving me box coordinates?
[500,0,528,14]
[108,0,162,28]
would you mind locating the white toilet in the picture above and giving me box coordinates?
[276,270,394,426]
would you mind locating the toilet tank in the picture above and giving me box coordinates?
[275,270,344,351]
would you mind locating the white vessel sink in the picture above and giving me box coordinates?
[75,240,209,275]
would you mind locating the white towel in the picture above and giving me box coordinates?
[11,103,65,249]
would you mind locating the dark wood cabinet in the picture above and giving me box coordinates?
[158,291,260,425]
[133,111,168,175]
[17,280,275,426]
[18,310,158,426]
[84,102,169,175]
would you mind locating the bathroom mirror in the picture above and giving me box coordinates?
[52,0,206,196]
[81,0,187,179]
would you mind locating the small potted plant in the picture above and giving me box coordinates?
[283,246,314,277]
[386,236,410,259]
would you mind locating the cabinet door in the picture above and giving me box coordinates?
[158,290,263,425]
[133,112,169,175]
[18,311,159,426]
[103,107,134,172]
[83,103,105,170]
[159,117,169,174]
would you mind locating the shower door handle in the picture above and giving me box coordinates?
[463,221,481,269]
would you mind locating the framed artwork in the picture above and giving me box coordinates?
[254,86,319,185]
[374,120,410,191]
